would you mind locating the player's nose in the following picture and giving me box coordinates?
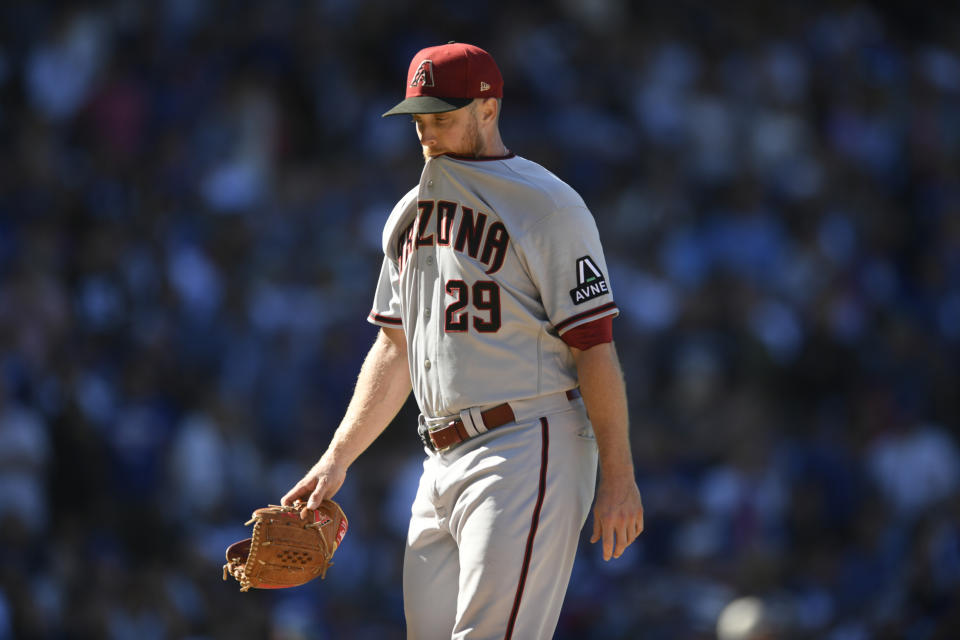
[416,122,437,146]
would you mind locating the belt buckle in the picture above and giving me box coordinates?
[417,421,436,452]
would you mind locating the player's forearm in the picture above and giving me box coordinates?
[324,327,412,468]
[571,342,634,476]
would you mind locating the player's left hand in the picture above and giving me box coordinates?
[590,475,644,561]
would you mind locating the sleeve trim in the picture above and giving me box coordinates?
[368,312,403,326]
[561,315,613,350]
[554,302,619,334]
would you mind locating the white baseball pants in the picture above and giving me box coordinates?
[403,400,598,640]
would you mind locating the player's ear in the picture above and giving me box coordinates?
[477,98,499,125]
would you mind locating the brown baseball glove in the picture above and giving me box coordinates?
[223,499,348,592]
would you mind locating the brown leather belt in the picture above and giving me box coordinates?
[422,389,582,452]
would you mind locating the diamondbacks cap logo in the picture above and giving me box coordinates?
[410,60,435,88]
[569,256,609,304]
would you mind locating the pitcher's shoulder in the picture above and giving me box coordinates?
[381,186,420,255]
[501,155,587,211]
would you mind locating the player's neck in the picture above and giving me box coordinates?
[477,131,508,158]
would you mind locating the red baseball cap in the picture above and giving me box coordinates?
[382,42,503,117]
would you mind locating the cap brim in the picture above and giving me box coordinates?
[382,96,474,117]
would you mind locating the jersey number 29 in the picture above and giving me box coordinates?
[444,280,501,333]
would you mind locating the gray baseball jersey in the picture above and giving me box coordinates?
[368,153,619,419]
[368,152,615,639]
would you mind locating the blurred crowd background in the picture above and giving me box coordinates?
[1,1,959,638]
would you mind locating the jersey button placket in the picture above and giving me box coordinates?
[422,256,434,377]
[419,225,438,403]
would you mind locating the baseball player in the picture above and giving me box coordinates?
[283,42,644,639]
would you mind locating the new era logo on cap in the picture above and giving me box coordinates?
[383,42,503,117]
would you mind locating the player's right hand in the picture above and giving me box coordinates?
[281,456,347,511]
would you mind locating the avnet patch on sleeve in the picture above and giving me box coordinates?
[569,256,609,304]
